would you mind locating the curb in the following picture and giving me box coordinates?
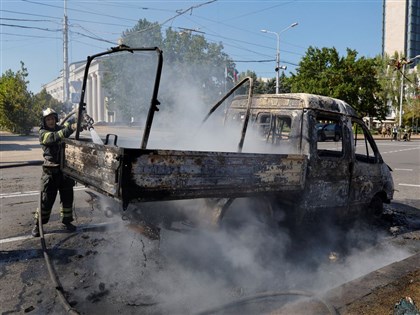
[0,160,43,169]
[323,251,420,312]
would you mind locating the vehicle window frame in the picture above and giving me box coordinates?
[314,113,344,159]
[352,118,381,164]
[253,112,292,143]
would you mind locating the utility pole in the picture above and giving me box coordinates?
[261,22,298,94]
[63,0,70,112]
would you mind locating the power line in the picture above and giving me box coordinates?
[21,0,140,22]
[0,17,57,23]
[70,30,117,45]
[0,23,61,32]
[178,7,304,59]
[0,32,60,39]
[1,9,132,28]
[228,0,297,21]
[123,0,217,40]
[0,9,61,20]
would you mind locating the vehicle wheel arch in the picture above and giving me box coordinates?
[366,192,386,218]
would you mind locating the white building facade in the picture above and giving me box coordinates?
[43,59,114,123]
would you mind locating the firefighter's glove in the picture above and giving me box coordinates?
[80,121,90,131]
[82,113,94,130]
[67,117,76,125]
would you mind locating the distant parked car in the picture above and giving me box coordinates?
[317,123,341,141]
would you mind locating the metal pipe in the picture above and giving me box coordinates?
[261,22,298,94]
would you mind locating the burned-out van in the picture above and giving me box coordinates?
[223,93,394,222]
[61,46,393,228]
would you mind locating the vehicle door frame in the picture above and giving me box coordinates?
[300,110,352,216]
[348,116,386,210]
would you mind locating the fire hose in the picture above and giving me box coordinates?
[37,191,79,314]
[197,290,338,315]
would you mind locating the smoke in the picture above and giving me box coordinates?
[86,193,413,314]
[82,51,412,313]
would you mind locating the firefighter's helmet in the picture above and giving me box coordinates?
[42,108,58,121]
[42,108,58,127]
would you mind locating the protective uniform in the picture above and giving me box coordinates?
[32,108,77,237]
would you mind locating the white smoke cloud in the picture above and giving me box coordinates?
[81,51,412,314]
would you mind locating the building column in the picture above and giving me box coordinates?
[97,73,104,122]
[91,73,98,122]
[86,75,93,117]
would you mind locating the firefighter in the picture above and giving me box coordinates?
[32,108,79,237]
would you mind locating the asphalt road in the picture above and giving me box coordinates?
[1,131,420,314]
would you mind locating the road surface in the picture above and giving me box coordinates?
[1,130,419,314]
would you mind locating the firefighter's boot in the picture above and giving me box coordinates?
[31,223,40,238]
[62,222,76,232]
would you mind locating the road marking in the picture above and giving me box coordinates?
[380,146,420,154]
[399,183,420,188]
[0,222,118,245]
[0,235,31,244]
[394,168,414,171]
[0,186,87,199]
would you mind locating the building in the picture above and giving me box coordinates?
[381,0,420,129]
[43,59,113,123]
[383,0,420,62]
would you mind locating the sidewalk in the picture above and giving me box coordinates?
[0,131,43,167]
[1,129,419,166]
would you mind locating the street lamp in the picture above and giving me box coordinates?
[397,54,420,132]
[261,22,298,94]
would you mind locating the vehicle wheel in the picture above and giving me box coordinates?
[367,194,384,218]
[334,133,340,141]
[219,197,275,230]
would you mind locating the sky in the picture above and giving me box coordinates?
[1,0,384,93]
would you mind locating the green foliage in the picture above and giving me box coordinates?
[237,71,290,95]
[33,88,64,123]
[377,52,420,126]
[289,47,385,118]
[102,19,234,121]
[0,62,35,134]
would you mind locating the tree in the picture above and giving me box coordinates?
[237,70,264,94]
[289,47,386,118]
[236,71,290,95]
[402,64,420,128]
[0,62,34,134]
[378,52,420,127]
[102,19,234,122]
[33,88,64,120]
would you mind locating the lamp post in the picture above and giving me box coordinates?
[261,22,298,94]
[398,55,420,134]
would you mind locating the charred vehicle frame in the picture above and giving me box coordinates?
[61,46,394,228]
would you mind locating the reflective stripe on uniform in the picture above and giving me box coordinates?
[60,207,73,218]
[34,208,51,220]
[42,131,53,144]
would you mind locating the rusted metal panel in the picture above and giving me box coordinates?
[62,139,122,197]
[121,149,307,203]
[229,93,358,116]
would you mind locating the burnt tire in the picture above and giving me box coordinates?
[219,197,276,231]
[367,195,384,218]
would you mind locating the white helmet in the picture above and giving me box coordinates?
[42,108,58,125]
[42,108,58,118]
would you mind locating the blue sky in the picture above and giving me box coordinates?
[1,0,384,93]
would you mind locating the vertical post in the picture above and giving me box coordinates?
[63,0,70,112]
[261,23,297,95]
[275,32,280,94]
[399,62,405,139]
